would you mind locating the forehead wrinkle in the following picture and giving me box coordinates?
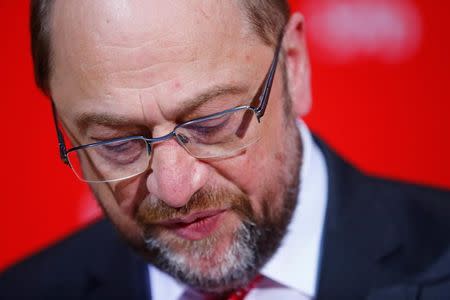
[136,81,250,125]
[136,66,254,122]
[98,30,193,51]
[83,39,196,73]
[79,48,197,90]
[92,62,187,90]
[77,35,201,92]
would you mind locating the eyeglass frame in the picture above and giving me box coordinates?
[51,34,283,172]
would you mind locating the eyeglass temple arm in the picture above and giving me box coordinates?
[255,35,283,121]
[51,100,70,165]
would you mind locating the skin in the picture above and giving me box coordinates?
[49,0,311,292]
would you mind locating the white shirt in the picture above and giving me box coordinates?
[149,121,329,300]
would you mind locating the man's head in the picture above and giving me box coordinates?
[30,0,312,293]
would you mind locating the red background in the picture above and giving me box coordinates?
[1,0,449,271]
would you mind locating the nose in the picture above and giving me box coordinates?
[145,138,209,208]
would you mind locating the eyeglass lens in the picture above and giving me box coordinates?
[67,107,261,182]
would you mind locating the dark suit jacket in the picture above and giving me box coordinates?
[1,139,450,300]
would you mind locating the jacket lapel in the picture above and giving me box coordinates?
[314,138,403,300]
[313,137,450,300]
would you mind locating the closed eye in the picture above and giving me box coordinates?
[184,114,231,136]
[93,139,147,165]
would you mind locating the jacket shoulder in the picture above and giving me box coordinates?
[317,135,450,271]
[0,220,123,300]
[315,136,450,299]
[317,135,450,228]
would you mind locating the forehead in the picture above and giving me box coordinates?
[49,0,269,119]
[51,0,249,48]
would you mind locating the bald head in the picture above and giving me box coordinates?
[30,0,289,94]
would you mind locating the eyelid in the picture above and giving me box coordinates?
[179,98,250,122]
[187,119,228,131]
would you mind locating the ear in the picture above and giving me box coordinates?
[283,12,312,117]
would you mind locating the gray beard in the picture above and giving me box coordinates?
[142,120,302,294]
[145,221,259,293]
[143,180,300,294]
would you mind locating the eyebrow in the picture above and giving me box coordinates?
[173,84,249,118]
[76,113,133,134]
[75,84,249,133]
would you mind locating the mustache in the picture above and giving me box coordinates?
[136,188,255,226]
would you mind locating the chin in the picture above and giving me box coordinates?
[143,219,261,293]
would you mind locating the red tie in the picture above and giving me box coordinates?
[226,275,263,300]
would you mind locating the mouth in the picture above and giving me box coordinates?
[156,209,227,241]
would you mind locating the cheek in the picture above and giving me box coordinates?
[88,181,145,246]
[111,175,149,216]
[208,139,284,214]
[90,176,148,224]
[208,103,289,212]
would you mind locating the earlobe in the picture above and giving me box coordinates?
[283,12,312,117]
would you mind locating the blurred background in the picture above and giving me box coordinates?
[1,0,449,271]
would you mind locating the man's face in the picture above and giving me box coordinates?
[50,0,303,293]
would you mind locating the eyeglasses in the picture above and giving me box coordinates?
[51,38,282,183]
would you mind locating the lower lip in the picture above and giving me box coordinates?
[163,211,225,241]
